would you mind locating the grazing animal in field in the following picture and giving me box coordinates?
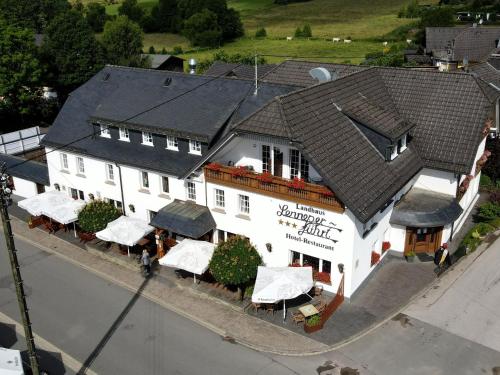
[344,39,352,43]
[286,36,293,41]
[332,37,340,42]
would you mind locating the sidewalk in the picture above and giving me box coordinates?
[9,215,331,356]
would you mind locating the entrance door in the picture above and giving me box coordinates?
[36,183,45,194]
[404,227,443,254]
[273,147,283,177]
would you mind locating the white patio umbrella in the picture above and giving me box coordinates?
[96,216,154,257]
[252,266,314,322]
[0,347,24,375]
[18,190,85,236]
[158,239,216,282]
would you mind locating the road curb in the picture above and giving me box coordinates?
[11,220,496,357]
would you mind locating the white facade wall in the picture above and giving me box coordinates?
[414,168,457,196]
[45,147,205,222]
[12,177,44,198]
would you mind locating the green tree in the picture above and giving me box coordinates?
[220,7,244,41]
[147,0,181,32]
[0,0,69,32]
[302,24,312,37]
[102,16,145,67]
[118,0,144,23]
[85,2,107,32]
[255,27,267,38]
[209,236,262,300]
[42,9,104,91]
[77,200,122,233]
[483,137,500,183]
[0,21,42,125]
[419,7,455,28]
[183,9,222,47]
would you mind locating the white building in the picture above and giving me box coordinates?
[39,63,494,298]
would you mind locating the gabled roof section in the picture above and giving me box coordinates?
[426,26,500,62]
[469,62,500,96]
[487,55,500,69]
[232,67,492,222]
[260,60,368,87]
[0,154,49,186]
[204,61,277,80]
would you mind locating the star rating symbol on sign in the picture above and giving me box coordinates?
[285,221,290,226]
[292,223,297,228]
[278,219,283,225]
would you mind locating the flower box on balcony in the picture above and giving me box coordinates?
[382,241,391,252]
[321,189,334,197]
[313,271,331,285]
[371,251,380,266]
[206,162,222,171]
[287,177,306,190]
[256,171,273,184]
[230,166,248,177]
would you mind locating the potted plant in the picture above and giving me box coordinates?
[287,177,306,190]
[405,250,416,262]
[382,241,391,252]
[304,314,323,333]
[230,166,248,178]
[206,162,222,172]
[371,251,381,266]
[256,171,273,184]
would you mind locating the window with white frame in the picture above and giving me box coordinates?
[142,132,153,146]
[60,153,68,170]
[214,189,225,208]
[262,145,271,173]
[161,176,169,194]
[187,181,196,200]
[140,171,149,189]
[76,157,85,174]
[119,127,129,141]
[290,149,300,179]
[166,136,178,151]
[238,194,250,214]
[100,124,110,138]
[189,140,201,155]
[105,164,114,181]
[397,134,407,154]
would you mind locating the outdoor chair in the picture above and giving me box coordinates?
[292,311,305,325]
[314,285,323,297]
[250,302,262,312]
[314,300,327,314]
[265,303,275,315]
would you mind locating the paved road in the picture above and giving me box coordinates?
[0,235,325,375]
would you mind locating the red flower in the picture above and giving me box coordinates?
[256,171,273,183]
[371,251,380,266]
[287,177,306,190]
[230,166,247,177]
[206,162,222,171]
[321,188,334,197]
[382,241,391,252]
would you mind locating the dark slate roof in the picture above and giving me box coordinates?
[390,188,463,227]
[426,26,500,62]
[487,55,500,69]
[233,67,491,222]
[141,54,184,69]
[42,66,294,177]
[469,61,500,91]
[405,54,433,65]
[260,60,368,87]
[0,154,49,186]
[204,61,277,80]
[150,199,216,238]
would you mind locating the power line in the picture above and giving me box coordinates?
[8,64,244,171]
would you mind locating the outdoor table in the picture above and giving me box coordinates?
[298,304,319,318]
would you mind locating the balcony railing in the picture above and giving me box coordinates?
[204,165,344,212]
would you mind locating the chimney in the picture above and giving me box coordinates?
[188,58,197,74]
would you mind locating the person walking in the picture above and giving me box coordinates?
[141,249,151,276]
[434,243,451,275]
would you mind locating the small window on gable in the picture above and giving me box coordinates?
[119,127,129,141]
[166,136,178,151]
[100,124,110,138]
[189,140,201,155]
[142,132,153,146]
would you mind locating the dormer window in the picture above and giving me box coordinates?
[100,124,110,138]
[397,134,407,153]
[119,127,129,142]
[189,140,201,155]
[166,136,178,151]
[390,145,398,160]
[142,132,153,146]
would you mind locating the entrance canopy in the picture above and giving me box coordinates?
[0,347,24,375]
[18,190,85,224]
[150,199,216,239]
[252,266,314,303]
[96,216,154,247]
[390,188,463,228]
[158,239,216,275]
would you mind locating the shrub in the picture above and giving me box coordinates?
[183,9,222,47]
[209,236,262,299]
[294,24,312,38]
[474,222,495,236]
[488,217,500,229]
[480,174,493,188]
[172,45,183,54]
[489,190,500,204]
[306,314,321,326]
[255,27,267,38]
[148,46,156,54]
[477,202,500,221]
[77,200,121,233]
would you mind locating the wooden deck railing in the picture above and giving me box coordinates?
[204,165,344,212]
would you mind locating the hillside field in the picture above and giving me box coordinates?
[82,0,436,64]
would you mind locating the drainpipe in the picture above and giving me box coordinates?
[451,173,461,242]
[115,163,126,216]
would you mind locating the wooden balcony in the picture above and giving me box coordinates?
[204,165,344,213]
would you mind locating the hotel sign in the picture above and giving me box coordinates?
[276,203,342,251]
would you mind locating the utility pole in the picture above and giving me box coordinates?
[0,164,40,375]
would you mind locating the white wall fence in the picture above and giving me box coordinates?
[0,127,45,155]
